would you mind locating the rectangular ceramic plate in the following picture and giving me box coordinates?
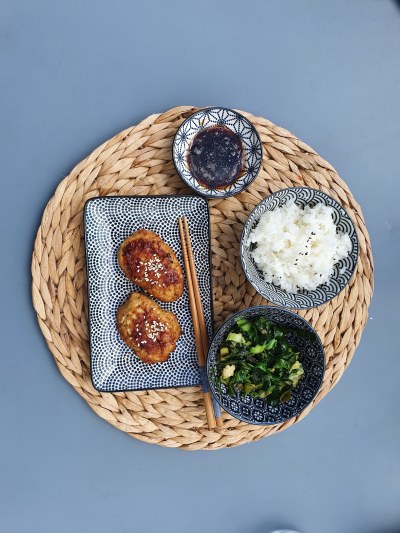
[84,195,213,392]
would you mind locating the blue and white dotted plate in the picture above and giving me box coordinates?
[173,107,262,198]
[84,195,213,392]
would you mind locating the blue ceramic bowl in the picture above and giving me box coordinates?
[206,306,325,425]
[173,107,262,198]
[240,187,359,309]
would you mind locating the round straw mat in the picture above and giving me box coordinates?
[32,106,373,450]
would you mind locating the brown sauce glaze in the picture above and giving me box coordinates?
[188,126,244,189]
[128,309,171,350]
[122,239,179,287]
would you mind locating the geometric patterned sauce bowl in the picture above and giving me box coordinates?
[240,187,359,309]
[206,306,325,425]
[173,107,262,198]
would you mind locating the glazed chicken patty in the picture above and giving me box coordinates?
[118,229,184,302]
[117,292,181,364]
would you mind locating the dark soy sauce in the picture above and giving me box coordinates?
[187,126,244,189]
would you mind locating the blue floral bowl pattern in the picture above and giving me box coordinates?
[173,107,262,198]
[240,187,359,309]
[206,306,325,425]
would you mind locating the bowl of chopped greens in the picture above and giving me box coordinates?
[207,306,325,425]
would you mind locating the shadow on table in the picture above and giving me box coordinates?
[250,522,299,533]
[368,529,400,533]
[248,524,400,533]
[393,0,400,11]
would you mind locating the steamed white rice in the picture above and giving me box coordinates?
[248,201,352,293]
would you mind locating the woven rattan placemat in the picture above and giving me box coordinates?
[32,106,373,450]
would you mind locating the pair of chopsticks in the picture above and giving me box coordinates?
[178,216,223,429]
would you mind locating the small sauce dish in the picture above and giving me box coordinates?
[173,107,262,198]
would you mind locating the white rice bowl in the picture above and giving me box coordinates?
[247,200,352,293]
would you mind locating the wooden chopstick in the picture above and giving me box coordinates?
[182,217,223,427]
[178,217,219,430]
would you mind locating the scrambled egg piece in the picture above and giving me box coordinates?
[222,364,236,379]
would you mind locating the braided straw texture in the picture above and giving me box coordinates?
[32,106,373,450]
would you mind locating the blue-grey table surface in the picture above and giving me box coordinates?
[1,1,399,532]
